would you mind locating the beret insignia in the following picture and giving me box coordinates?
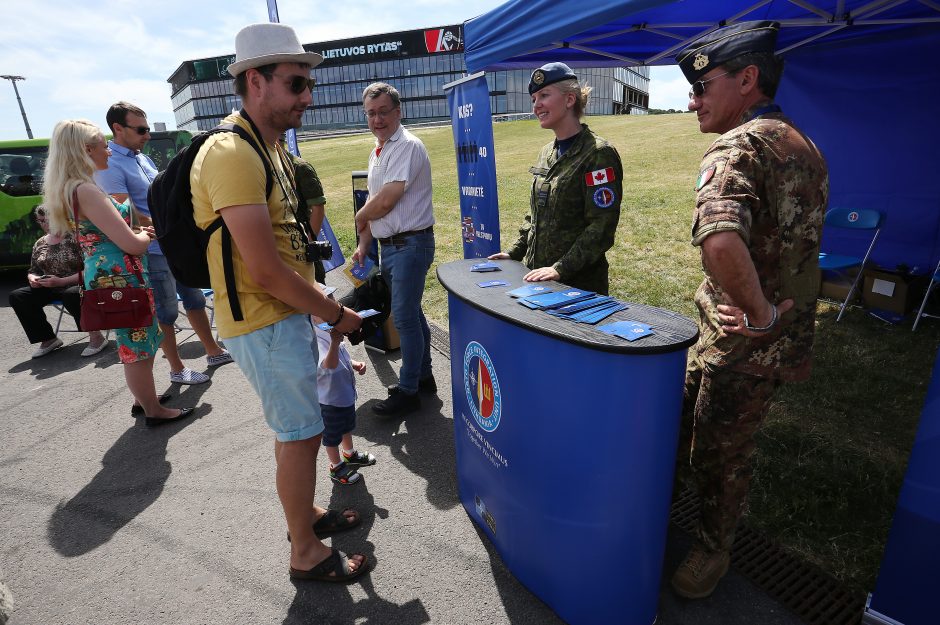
[692,53,709,71]
[533,70,545,85]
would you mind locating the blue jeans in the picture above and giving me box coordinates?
[148,253,206,326]
[380,230,434,394]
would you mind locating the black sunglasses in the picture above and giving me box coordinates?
[689,70,733,99]
[267,72,317,94]
[121,122,151,135]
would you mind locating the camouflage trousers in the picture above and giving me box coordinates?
[675,358,780,552]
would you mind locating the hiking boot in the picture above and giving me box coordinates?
[374,386,420,417]
[671,544,730,599]
[329,461,361,485]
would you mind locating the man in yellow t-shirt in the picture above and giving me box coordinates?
[190,23,368,583]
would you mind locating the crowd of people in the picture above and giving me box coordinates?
[7,18,828,600]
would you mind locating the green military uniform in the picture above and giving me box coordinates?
[506,124,622,295]
[678,104,829,552]
[288,153,327,284]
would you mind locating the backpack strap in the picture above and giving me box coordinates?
[202,123,274,322]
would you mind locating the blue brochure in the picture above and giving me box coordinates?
[549,295,614,315]
[522,288,596,310]
[518,298,541,309]
[576,302,627,324]
[507,284,554,298]
[597,321,655,341]
[471,261,501,272]
[477,280,508,288]
[344,256,375,287]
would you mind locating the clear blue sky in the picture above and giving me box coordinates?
[0,0,689,141]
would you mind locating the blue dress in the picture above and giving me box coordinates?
[77,199,162,363]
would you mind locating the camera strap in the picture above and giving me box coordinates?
[239,109,311,247]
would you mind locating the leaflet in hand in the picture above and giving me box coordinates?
[343,256,376,288]
[357,308,380,318]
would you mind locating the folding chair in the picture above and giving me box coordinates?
[49,299,82,336]
[818,208,884,321]
[913,259,940,331]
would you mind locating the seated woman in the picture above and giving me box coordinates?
[8,204,109,358]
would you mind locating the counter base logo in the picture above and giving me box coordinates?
[464,341,501,432]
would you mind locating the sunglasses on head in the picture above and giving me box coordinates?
[121,122,150,135]
[689,70,733,99]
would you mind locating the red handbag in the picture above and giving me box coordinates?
[73,191,154,331]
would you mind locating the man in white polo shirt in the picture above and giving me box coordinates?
[352,82,436,418]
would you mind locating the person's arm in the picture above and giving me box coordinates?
[220,203,362,334]
[76,183,152,256]
[308,204,325,237]
[354,181,405,233]
[321,330,342,369]
[351,227,374,268]
[702,231,793,336]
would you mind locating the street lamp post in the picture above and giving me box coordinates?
[1,75,34,139]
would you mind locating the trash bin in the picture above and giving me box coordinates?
[437,258,698,625]
[351,171,399,352]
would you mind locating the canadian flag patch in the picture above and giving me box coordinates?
[585,167,615,186]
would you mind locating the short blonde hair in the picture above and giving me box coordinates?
[42,119,103,236]
[555,79,592,119]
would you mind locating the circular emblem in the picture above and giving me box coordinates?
[848,211,859,222]
[593,186,616,208]
[692,53,709,71]
[111,291,123,300]
[463,341,501,432]
[532,70,545,85]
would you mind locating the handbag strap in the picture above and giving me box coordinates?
[71,187,145,290]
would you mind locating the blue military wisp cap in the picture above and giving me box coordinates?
[528,62,578,95]
[676,20,780,83]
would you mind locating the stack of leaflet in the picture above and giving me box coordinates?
[508,285,628,325]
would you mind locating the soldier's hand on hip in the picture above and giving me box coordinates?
[717,299,794,337]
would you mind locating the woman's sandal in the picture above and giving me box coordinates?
[289,548,370,582]
[287,508,361,542]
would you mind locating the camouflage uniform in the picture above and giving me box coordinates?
[288,153,327,284]
[506,124,622,295]
[679,104,828,552]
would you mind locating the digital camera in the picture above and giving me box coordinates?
[304,240,333,262]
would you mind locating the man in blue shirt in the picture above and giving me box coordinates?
[96,101,232,386]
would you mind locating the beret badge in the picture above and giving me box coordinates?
[532,70,545,85]
[692,53,709,71]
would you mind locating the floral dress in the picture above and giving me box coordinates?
[76,199,162,363]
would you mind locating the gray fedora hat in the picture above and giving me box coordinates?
[228,23,323,77]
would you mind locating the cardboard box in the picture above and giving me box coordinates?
[863,270,923,315]
[819,268,861,303]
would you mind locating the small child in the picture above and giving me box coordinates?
[314,310,375,485]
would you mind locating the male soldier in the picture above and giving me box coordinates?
[671,21,829,598]
[96,102,232,388]
[190,23,366,582]
[288,152,328,284]
[352,82,437,418]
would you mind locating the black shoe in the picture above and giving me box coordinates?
[418,374,437,394]
[131,392,173,416]
[374,387,420,417]
[145,407,195,427]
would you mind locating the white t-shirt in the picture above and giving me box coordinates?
[367,124,435,239]
[315,326,356,407]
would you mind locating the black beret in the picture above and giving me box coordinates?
[676,21,780,83]
[528,62,578,95]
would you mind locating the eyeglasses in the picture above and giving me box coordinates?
[121,122,151,135]
[365,107,398,120]
[689,71,733,100]
[271,73,316,94]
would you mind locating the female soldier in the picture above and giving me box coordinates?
[489,62,622,294]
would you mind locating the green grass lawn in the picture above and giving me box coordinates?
[301,113,940,592]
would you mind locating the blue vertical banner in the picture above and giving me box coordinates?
[266,0,344,271]
[444,72,500,258]
[863,346,940,625]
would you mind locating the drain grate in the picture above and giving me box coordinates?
[431,321,866,625]
[671,488,865,625]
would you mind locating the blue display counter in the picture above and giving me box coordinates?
[438,259,698,625]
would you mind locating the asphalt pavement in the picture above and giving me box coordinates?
[0,271,806,625]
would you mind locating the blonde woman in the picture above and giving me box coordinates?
[489,62,622,295]
[43,119,194,425]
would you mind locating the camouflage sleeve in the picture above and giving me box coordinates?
[506,213,531,261]
[691,143,761,247]
[554,145,622,280]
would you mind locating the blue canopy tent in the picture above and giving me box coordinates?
[465,0,940,272]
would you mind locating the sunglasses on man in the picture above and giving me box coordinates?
[121,122,150,136]
[274,73,317,94]
[688,71,733,100]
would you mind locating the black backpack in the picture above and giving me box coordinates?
[341,270,391,344]
[148,124,272,322]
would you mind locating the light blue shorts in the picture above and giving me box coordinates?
[224,314,324,442]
